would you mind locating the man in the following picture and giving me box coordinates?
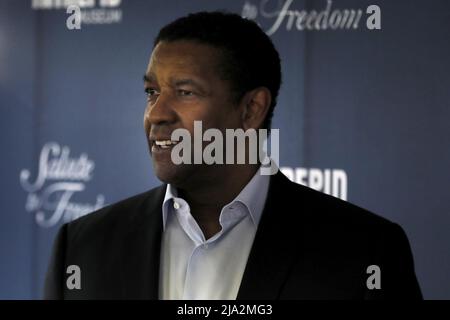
[44,11,422,299]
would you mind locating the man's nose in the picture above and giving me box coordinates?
[144,93,176,126]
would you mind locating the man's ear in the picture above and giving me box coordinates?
[240,87,271,131]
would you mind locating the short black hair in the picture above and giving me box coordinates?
[153,11,282,130]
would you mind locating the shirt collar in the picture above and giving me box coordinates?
[162,183,178,229]
[162,165,270,229]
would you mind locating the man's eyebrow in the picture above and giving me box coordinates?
[143,74,155,83]
[173,78,201,87]
[172,78,209,95]
[142,75,199,86]
[143,75,208,94]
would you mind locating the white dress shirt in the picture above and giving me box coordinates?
[158,167,270,300]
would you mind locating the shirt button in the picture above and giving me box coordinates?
[173,201,180,210]
[203,244,208,249]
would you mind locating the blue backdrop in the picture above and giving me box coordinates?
[1,0,449,299]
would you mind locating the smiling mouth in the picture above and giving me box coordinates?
[152,139,179,149]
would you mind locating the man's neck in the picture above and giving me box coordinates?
[178,164,260,239]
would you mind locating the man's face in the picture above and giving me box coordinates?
[143,40,242,187]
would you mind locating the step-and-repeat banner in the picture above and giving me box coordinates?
[1,0,449,299]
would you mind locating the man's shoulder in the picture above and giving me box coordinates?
[273,172,412,259]
[274,172,394,229]
[65,184,166,239]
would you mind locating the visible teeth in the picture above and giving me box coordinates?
[155,140,178,147]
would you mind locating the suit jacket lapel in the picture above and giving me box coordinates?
[120,185,166,299]
[237,172,301,299]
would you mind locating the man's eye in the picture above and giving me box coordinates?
[145,88,159,98]
[178,89,194,97]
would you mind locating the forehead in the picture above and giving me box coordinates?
[147,40,222,79]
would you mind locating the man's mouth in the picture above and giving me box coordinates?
[153,139,179,149]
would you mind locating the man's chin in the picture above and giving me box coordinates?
[152,162,189,185]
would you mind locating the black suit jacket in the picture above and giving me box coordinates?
[44,172,422,299]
